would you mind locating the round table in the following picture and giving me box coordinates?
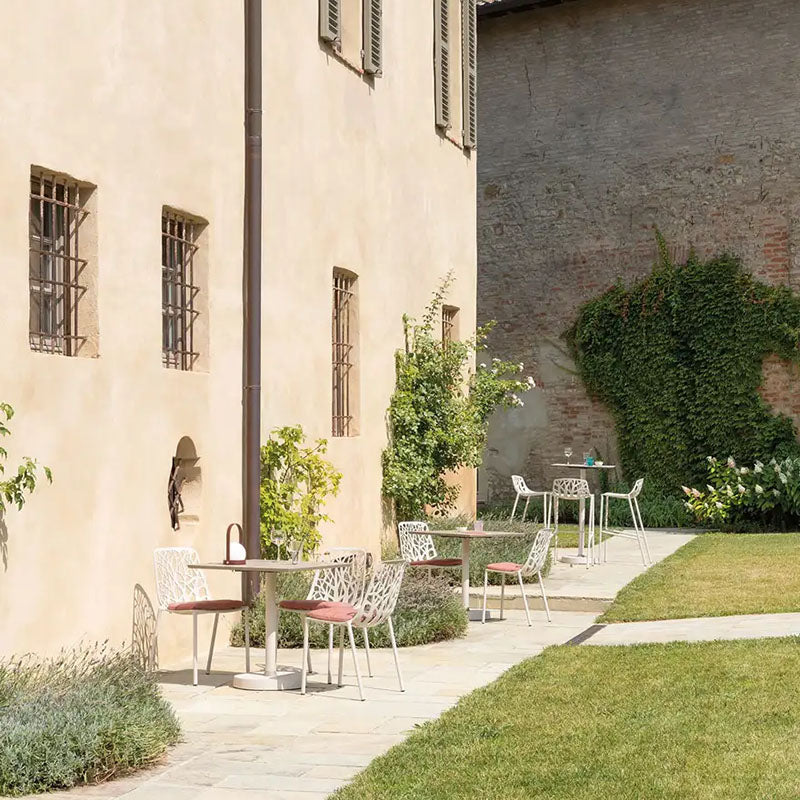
[550,463,617,564]
[422,529,526,620]
[191,559,340,691]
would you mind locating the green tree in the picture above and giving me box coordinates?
[0,403,51,513]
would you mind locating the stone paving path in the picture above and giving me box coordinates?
[583,611,800,647]
[31,531,692,800]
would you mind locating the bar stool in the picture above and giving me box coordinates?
[551,478,595,568]
[599,478,651,565]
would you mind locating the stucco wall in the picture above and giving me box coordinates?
[477,0,800,502]
[0,2,476,661]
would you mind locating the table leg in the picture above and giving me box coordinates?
[461,539,471,609]
[577,468,587,557]
[263,572,278,677]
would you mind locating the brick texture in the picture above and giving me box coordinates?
[477,0,800,501]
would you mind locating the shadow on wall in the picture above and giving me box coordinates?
[132,583,158,672]
[168,436,202,531]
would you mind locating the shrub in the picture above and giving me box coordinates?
[0,644,180,796]
[231,569,467,649]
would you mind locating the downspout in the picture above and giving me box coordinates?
[243,0,262,600]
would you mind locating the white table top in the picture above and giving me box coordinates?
[425,529,526,539]
[551,463,616,470]
[190,559,340,573]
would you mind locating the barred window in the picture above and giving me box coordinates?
[162,211,202,371]
[332,269,359,437]
[29,172,90,355]
[442,305,459,345]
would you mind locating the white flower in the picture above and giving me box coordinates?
[774,489,781,497]
[682,485,692,496]
[755,484,764,494]
[707,456,717,464]
[492,357,501,363]
[692,488,701,498]
[518,400,524,407]
[754,462,763,474]
[780,473,788,484]
[479,362,487,368]
[526,376,536,387]
[518,362,524,370]
[737,484,746,494]
[725,484,734,497]
[715,501,724,509]
[770,458,778,467]
[739,467,749,475]
[707,485,715,493]
[727,456,736,468]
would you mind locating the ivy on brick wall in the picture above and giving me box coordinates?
[567,235,800,491]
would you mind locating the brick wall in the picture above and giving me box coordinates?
[477,0,800,501]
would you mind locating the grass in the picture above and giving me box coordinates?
[333,637,800,800]
[0,644,180,796]
[599,532,800,623]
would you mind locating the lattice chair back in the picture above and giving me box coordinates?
[354,560,406,628]
[153,547,210,610]
[630,477,645,499]
[511,474,530,495]
[552,477,591,500]
[397,521,436,563]
[520,528,554,577]
[309,548,368,605]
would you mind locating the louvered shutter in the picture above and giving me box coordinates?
[363,0,383,75]
[434,0,451,130]
[461,0,477,148]
[320,0,341,47]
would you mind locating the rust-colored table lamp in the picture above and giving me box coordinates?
[224,522,247,565]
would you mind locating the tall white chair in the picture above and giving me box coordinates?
[599,478,651,565]
[397,521,462,573]
[482,527,554,626]
[552,478,595,568]
[300,560,407,701]
[279,548,368,683]
[510,475,551,524]
[153,547,250,685]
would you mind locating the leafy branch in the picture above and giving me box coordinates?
[0,403,52,514]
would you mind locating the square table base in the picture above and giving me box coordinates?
[468,608,494,621]
[559,554,590,565]
[233,668,301,691]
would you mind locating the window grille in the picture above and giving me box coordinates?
[162,211,200,370]
[332,270,356,437]
[29,173,87,355]
[442,305,458,345]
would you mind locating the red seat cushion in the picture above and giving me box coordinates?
[279,599,336,612]
[307,603,357,623]
[168,599,245,612]
[486,562,522,573]
[410,558,463,568]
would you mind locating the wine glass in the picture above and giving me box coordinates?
[564,446,573,464]
[272,529,286,561]
[289,537,302,565]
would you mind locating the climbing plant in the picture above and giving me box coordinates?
[382,277,534,520]
[568,235,800,491]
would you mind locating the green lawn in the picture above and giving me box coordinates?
[332,638,800,800]
[599,532,800,622]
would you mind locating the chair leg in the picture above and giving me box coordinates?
[629,497,647,566]
[363,628,373,677]
[553,497,559,562]
[510,493,519,521]
[482,570,489,624]
[337,627,345,687]
[544,493,551,528]
[192,612,199,686]
[206,613,219,674]
[518,571,531,626]
[244,611,251,673]
[346,622,365,701]
[307,641,314,675]
[388,617,405,692]
[634,497,652,564]
[499,574,505,620]
[587,498,595,568]
[327,624,334,685]
[538,571,551,622]
[604,495,610,563]
[301,616,310,695]
[522,496,530,522]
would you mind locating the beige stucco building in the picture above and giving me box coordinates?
[0,1,477,662]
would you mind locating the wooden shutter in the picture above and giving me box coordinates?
[320,0,341,47]
[434,0,451,130]
[461,0,477,148]
[363,0,383,75]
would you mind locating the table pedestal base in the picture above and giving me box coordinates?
[559,554,589,565]
[468,608,493,622]
[233,669,301,691]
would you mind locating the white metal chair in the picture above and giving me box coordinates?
[300,560,407,701]
[397,521,462,574]
[552,478,595,568]
[482,527,554,626]
[279,548,368,683]
[599,478,651,565]
[510,475,551,524]
[153,547,250,686]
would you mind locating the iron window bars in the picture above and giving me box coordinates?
[332,270,355,437]
[29,173,88,355]
[162,211,200,370]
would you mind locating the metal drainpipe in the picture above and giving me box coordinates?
[243,0,262,602]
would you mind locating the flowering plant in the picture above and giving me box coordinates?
[683,455,800,525]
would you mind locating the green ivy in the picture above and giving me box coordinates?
[568,236,800,491]
[382,277,534,520]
